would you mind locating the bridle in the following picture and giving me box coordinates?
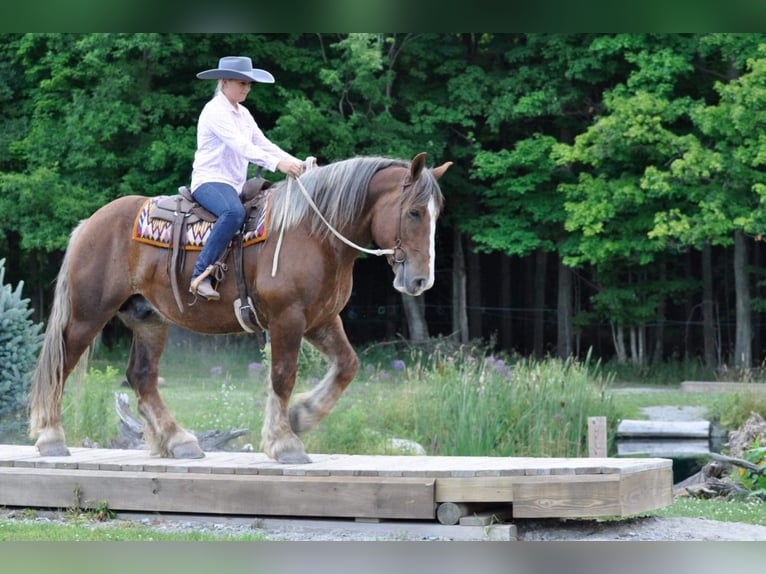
[271,169,416,276]
[390,175,413,265]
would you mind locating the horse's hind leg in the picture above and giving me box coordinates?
[118,296,203,459]
[31,318,101,456]
[289,316,359,436]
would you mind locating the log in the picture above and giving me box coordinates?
[437,502,493,525]
[109,392,249,452]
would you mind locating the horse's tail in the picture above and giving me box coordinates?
[28,221,88,439]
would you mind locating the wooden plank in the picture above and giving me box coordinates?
[511,474,622,518]
[0,467,435,519]
[617,420,710,438]
[617,439,710,457]
[681,381,766,393]
[619,463,673,516]
[588,416,608,457]
[435,477,515,503]
[0,446,671,475]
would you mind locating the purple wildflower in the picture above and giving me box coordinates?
[391,359,406,371]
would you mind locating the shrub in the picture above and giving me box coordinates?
[0,258,43,418]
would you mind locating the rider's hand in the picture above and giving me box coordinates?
[277,159,304,178]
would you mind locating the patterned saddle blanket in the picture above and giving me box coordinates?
[132,193,269,250]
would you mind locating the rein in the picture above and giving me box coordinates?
[271,162,410,277]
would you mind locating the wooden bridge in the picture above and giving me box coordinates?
[0,444,671,532]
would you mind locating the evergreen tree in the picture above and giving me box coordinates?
[0,257,43,417]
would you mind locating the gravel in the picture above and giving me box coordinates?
[5,509,766,541]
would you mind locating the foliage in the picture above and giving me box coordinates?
[0,257,43,417]
[714,392,766,429]
[732,440,766,499]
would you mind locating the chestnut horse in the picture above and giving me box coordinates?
[29,153,451,463]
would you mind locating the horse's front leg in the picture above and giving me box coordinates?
[289,316,359,435]
[261,318,311,464]
[119,303,203,459]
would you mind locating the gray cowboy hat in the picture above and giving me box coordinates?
[196,56,275,83]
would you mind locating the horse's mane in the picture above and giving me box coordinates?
[267,156,413,238]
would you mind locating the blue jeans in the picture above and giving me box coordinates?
[191,182,245,279]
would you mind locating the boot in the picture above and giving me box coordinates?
[190,276,220,301]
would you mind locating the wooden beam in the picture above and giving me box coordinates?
[0,467,436,520]
[619,464,673,516]
[617,420,709,438]
[588,416,608,457]
[511,474,622,518]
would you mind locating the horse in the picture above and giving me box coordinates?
[29,152,451,464]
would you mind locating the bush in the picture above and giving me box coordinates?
[0,258,43,417]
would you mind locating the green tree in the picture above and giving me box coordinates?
[644,37,766,370]
[0,258,43,419]
[554,35,702,365]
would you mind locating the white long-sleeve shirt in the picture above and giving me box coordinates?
[190,91,299,193]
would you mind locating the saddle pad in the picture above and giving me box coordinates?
[132,196,269,251]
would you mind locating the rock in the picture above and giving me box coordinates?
[385,438,427,455]
[727,412,766,458]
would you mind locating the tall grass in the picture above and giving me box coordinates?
[408,347,617,457]
[61,366,120,447]
[69,340,616,457]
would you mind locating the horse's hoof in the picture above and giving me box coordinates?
[276,451,312,464]
[36,442,71,457]
[170,442,205,459]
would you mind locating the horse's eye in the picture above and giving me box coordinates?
[408,209,421,219]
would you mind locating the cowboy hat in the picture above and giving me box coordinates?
[196,56,275,83]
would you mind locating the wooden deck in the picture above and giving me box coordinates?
[0,445,672,523]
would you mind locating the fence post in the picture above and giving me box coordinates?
[587,416,607,458]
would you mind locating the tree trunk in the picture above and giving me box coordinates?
[533,248,547,358]
[701,240,717,369]
[557,257,573,359]
[451,229,469,343]
[652,259,666,364]
[500,255,513,350]
[612,324,627,364]
[734,230,752,370]
[466,239,483,341]
[401,294,428,341]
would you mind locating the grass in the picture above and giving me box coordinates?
[651,497,766,526]
[0,519,269,541]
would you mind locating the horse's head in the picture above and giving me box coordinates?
[373,153,452,297]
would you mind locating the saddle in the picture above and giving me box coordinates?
[154,177,272,338]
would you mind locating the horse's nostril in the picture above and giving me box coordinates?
[412,278,427,292]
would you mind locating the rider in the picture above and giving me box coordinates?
[189,56,306,301]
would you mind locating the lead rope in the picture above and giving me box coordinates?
[271,157,397,277]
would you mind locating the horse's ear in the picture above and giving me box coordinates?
[410,152,428,181]
[432,161,453,181]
